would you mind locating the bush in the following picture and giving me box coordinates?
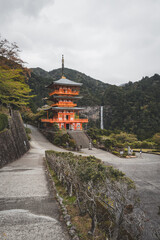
[122,152,128,157]
[131,141,142,148]
[116,142,124,148]
[110,132,137,144]
[104,139,114,149]
[92,139,97,145]
[25,127,31,141]
[140,141,154,149]
[112,151,120,156]
[0,113,8,132]
[68,139,76,149]
[152,133,160,149]
[53,137,61,146]
[25,127,31,134]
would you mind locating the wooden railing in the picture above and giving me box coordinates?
[51,102,77,107]
[49,90,79,96]
[41,118,88,123]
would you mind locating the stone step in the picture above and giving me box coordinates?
[67,131,91,149]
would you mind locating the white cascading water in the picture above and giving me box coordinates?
[100,106,104,129]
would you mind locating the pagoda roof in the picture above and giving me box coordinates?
[52,107,84,110]
[48,95,83,100]
[46,76,82,88]
[44,107,84,111]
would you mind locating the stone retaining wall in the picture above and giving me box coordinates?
[0,111,30,168]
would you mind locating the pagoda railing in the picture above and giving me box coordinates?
[49,90,79,96]
[41,118,88,123]
[51,102,77,107]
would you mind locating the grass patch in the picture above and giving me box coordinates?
[25,127,31,141]
[131,148,160,155]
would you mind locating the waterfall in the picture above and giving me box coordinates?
[100,106,104,129]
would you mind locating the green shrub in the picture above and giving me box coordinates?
[112,151,120,156]
[25,127,31,141]
[68,139,76,148]
[110,132,137,144]
[53,137,61,146]
[25,127,31,134]
[140,141,154,149]
[92,139,97,145]
[61,133,69,144]
[131,141,142,148]
[0,113,8,132]
[116,142,124,148]
[104,139,114,149]
[108,166,125,179]
[61,143,66,148]
[152,133,160,149]
[122,152,128,157]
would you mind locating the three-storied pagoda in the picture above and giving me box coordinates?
[41,56,88,130]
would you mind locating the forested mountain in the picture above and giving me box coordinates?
[28,68,160,139]
[103,74,160,139]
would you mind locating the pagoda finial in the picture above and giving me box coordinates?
[62,54,64,77]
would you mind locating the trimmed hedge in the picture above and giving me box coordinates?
[0,113,8,132]
[46,151,144,239]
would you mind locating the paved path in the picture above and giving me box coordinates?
[0,125,70,240]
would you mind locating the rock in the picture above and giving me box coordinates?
[66,220,71,226]
[72,236,79,240]
[69,229,75,236]
[64,214,70,221]
[70,226,76,231]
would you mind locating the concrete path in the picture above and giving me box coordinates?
[0,125,70,240]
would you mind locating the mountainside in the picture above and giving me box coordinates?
[28,68,160,139]
[103,74,160,139]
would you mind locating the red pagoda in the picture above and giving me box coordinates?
[41,56,88,130]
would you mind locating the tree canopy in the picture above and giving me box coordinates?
[0,36,33,108]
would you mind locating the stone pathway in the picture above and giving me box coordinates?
[0,125,70,240]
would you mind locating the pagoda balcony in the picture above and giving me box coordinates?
[41,118,88,123]
[49,90,79,96]
[51,103,77,107]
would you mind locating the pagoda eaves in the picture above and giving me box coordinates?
[46,77,82,88]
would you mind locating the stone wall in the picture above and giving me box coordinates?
[0,111,30,168]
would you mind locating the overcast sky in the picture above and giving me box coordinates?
[0,0,160,85]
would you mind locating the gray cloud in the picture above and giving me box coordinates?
[0,0,54,18]
[0,0,160,84]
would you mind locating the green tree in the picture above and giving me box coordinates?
[0,67,32,107]
[0,36,33,108]
[152,133,160,149]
